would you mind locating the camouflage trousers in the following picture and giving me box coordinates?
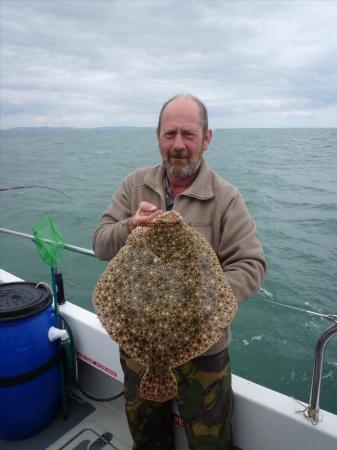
[120,348,234,450]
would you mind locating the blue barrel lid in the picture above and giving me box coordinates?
[0,282,52,322]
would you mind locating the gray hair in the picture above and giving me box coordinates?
[157,94,209,135]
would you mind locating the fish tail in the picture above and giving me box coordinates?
[140,366,177,402]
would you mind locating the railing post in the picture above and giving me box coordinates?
[306,319,337,424]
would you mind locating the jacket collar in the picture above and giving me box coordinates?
[144,157,214,200]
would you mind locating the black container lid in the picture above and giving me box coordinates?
[0,282,53,322]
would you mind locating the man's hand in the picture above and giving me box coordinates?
[127,201,164,233]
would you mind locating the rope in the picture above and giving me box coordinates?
[60,314,124,402]
[0,185,71,198]
[293,397,322,425]
[255,293,337,323]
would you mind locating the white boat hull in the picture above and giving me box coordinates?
[1,268,336,450]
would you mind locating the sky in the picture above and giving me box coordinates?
[1,0,337,129]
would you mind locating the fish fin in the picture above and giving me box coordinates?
[140,366,177,402]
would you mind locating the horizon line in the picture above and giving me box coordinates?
[1,125,336,131]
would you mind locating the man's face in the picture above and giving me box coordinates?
[157,99,212,179]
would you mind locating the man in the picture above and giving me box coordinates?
[93,95,267,450]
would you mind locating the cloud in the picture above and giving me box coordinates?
[1,0,337,128]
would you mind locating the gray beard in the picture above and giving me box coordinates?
[163,159,201,179]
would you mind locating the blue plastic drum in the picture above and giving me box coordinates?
[0,282,61,440]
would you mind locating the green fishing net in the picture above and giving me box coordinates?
[32,216,65,267]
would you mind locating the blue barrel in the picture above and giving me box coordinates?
[0,282,61,440]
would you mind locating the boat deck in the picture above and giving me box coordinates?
[0,388,133,450]
[0,391,243,450]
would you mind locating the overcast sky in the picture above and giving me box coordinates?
[1,0,337,129]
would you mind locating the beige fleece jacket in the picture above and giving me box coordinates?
[93,158,267,355]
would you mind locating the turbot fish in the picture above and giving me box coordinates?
[93,211,238,402]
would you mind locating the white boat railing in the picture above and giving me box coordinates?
[0,227,95,257]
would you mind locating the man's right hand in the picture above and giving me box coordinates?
[127,201,164,233]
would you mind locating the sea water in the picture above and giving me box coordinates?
[1,127,336,414]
